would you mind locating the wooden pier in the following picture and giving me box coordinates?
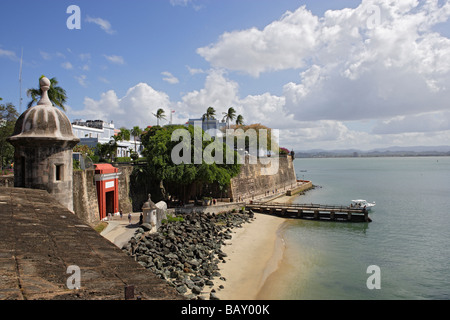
[247,201,372,223]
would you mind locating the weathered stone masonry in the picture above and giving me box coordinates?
[229,155,297,201]
[7,76,80,212]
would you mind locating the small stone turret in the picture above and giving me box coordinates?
[142,194,157,228]
[8,76,80,211]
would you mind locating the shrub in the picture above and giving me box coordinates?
[161,214,185,224]
[116,157,131,163]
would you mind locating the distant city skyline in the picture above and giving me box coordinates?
[1,0,450,151]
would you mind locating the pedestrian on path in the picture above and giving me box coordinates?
[128,213,132,225]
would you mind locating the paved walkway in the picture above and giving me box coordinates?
[100,213,142,249]
[0,187,183,300]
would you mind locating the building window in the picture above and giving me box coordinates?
[55,164,64,181]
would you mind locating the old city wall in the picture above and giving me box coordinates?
[72,169,99,224]
[113,164,133,214]
[3,157,299,224]
[72,165,133,225]
[229,155,297,201]
[3,164,136,225]
[0,175,14,187]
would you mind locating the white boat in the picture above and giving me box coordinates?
[350,199,376,210]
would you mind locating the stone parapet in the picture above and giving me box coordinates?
[0,187,183,300]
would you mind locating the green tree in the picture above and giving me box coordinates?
[235,114,244,126]
[202,106,216,131]
[139,124,240,203]
[116,127,131,141]
[73,144,95,158]
[0,101,19,169]
[153,108,166,126]
[96,140,117,162]
[131,126,142,153]
[230,123,278,156]
[222,107,236,129]
[27,76,68,111]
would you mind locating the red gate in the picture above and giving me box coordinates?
[94,164,120,220]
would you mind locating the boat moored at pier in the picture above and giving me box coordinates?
[350,199,375,210]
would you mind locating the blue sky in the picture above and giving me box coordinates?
[1,0,450,151]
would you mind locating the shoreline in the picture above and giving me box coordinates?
[213,194,300,300]
[100,194,302,300]
[211,212,287,300]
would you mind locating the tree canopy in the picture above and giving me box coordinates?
[153,108,166,126]
[222,107,236,129]
[139,124,240,202]
[27,76,68,111]
[0,101,19,169]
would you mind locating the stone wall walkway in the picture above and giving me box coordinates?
[0,187,183,300]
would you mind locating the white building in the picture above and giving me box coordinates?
[72,119,143,158]
[186,118,227,138]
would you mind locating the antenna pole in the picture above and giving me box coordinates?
[19,48,23,113]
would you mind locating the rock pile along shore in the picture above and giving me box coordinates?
[122,210,255,300]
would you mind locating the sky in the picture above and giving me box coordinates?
[1,0,450,151]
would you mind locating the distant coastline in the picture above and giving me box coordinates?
[294,145,450,158]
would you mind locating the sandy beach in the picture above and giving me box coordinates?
[100,196,299,300]
[211,212,287,300]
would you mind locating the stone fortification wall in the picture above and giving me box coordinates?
[229,155,297,201]
[72,169,99,224]
[0,175,14,187]
[113,164,133,215]
[4,164,136,225]
[72,165,134,224]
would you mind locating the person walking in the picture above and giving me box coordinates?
[128,213,132,225]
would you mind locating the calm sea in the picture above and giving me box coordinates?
[259,157,450,300]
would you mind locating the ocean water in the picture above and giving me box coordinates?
[259,157,450,300]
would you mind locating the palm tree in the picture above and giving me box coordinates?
[27,76,68,111]
[153,108,166,126]
[202,106,216,130]
[222,107,236,129]
[117,127,131,141]
[131,126,142,153]
[236,114,244,126]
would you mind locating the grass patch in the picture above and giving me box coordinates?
[161,214,185,224]
[94,221,108,233]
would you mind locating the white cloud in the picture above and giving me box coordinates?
[61,62,73,70]
[39,50,51,61]
[197,6,320,77]
[161,71,179,84]
[170,0,191,6]
[179,69,240,117]
[86,16,116,34]
[68,83,171,129]
[79,53,91,61]
[75,74,88,87]
[186,65,205,75]
[40,50,66,61]
[198,0,450,126]
[0,48,16,60]
[104,54,125,65]
[66,1,450,151]
[373,111,450,134]
[98,77,110,84]
[170,0,203,10]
